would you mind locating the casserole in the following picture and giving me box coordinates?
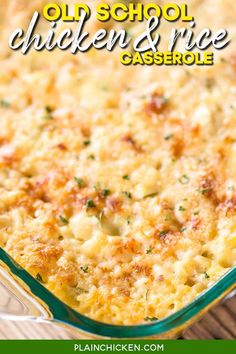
[0,248,235,338]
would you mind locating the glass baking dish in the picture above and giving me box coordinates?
[0,248,235,339]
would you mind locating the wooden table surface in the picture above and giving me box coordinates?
[0,296,235,339]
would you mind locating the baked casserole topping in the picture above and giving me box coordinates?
[0,0,235,325]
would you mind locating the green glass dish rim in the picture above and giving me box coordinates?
[0,248,235,338]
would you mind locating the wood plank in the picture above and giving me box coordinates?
[183,296,236,339]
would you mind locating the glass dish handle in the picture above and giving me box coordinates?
[0,248,106,339]
[0,260,51,322]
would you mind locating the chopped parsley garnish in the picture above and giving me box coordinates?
[144,192,158,199]
[0,100,10,108]
[83,140,91,146]
[140,95,147,100]
[180,227,187,233]
[59,215,69,225]
[159,230,168,237]
[43,106,53,120]
[88,154,95,160]
[199,188,211,195]
[144,317,159,322]
[74,177,85,188]
[86,199,96,208]
[36,273,44,283]
[164,133,173,141]
[179,206,186,212]
[162,96,169,105]
[198,157,207,164]
[123,191,132,199]
[228,185,234,191]
[80,265,89,273]
[146,248,153,254]
[102,189,111,197]
[93,182,101,191]
[122,175,130,180]
[45,106,53,114]
[77,287,89,294]
[164,215,171,221]
[204,272,210,279]
[179,175,190,184]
